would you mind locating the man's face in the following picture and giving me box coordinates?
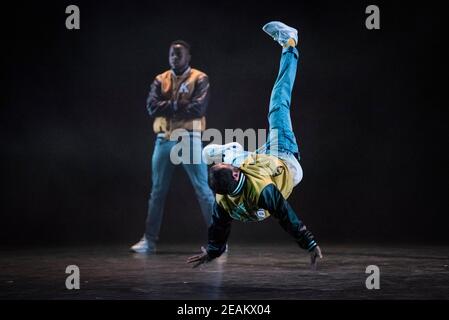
[211,163,240,182]
[169,44,190,72]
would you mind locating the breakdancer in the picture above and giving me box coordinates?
[187,21,323,269]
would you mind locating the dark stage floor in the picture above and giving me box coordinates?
[0,243,448,300]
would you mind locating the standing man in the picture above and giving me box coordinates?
[131,40,215,253]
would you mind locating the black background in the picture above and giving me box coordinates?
[1,0,447,245]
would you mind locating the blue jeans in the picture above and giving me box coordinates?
[257,46,300,158]
[145,133,215,243]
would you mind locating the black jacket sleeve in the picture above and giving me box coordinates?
[146,78,174,117]
[258,184,318,252]
[206,201,232,259]
[175,75,210,119]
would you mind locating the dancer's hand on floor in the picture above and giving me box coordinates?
[310,246,323,270]
[187,246,211,268]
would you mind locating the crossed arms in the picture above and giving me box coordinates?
[146,75,210,120]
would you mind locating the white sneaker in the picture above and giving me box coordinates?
[130,236,156,253]
[203,142,244,165]
[262,21,298,47]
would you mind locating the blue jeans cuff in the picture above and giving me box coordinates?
[282,46,299,58]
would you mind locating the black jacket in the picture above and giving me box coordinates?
[207,183,318,259]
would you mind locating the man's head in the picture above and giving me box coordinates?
[169,40,191,74]
[208,163,241,195]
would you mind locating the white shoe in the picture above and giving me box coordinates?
[130,236,156,253]
[202,142,244,165]
[262,21,298,47]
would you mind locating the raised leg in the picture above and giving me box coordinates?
[262,46,300,156]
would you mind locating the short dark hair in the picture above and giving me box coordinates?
[170,40,191,53]
[208,166,237,195]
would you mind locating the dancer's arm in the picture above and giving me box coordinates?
[187,202,232,268]
[258,184,323,268]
